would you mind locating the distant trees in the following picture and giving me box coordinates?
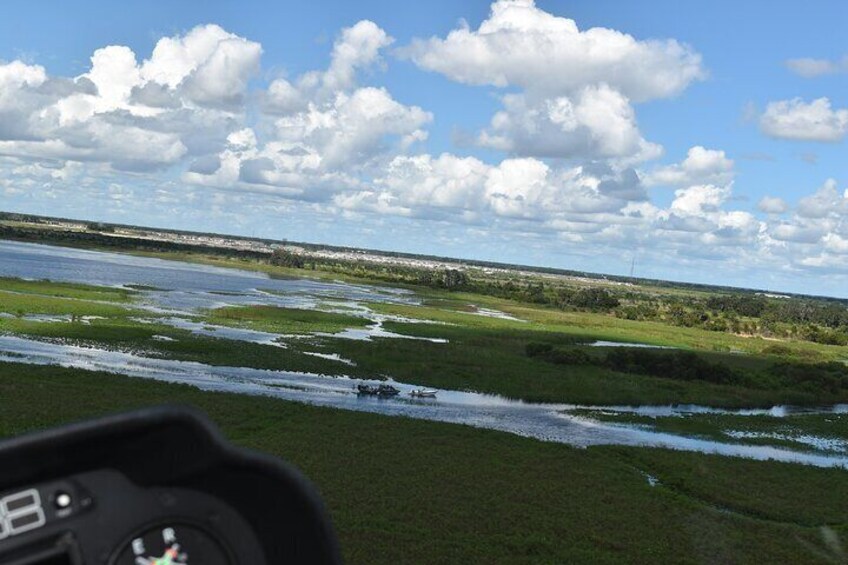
[86,222,115,233]
[705,295,767,317]
[640,291,848,345]
[418,268,469,290]
[440,268,469,290]
[550,287,619,311]
[523,282,547,304]
[568,288,620,311]
[762,300,848,329]
[615,303,661,321]
[667,304,702,327]
[797,324,848,346]
[270,248,305,269]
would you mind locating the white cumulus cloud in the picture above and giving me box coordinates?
[478,86,662,161]
[670,184,731,216]
[760,98,848,142]
[785,56,848,78]
[187,21,430,198]
[140,23,262,107]
[402,0,704,163]
[645,146,734,187]
[404,0,704,101]
[796,179,848,218]
[758,196,789,214]
[0,24,263,172]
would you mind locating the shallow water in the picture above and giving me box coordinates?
[589,340,676,349]
[303,352,357,366]
[1,241,847,469]
[0,334,846,469]
[581,403,848,418]
[724,430,848,453]
[315,319,448,343]
[150,316,287,347]
[0,240,414,313]
[471,307,525,322]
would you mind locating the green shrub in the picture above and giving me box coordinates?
[605,349,740,385]
[270,248,305,269]
[525,342,554,357]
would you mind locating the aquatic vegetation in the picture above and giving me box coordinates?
[0,361,846,563]
[574,407,848,455]
[0,276,135,302]
[0,241,847,563]
[207,304,372,335]
[0,289,137,318]
[1,246,845,410]
[3,243,848,467]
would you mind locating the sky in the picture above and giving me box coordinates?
[1,1,847,297]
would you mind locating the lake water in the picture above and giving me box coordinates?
[1,240,847,469]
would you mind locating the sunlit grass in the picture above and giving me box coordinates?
[0,276,134,302]
[2,269,845,407]
[375,293,845,362]
[0,290,136,318]
[207,305,371,335]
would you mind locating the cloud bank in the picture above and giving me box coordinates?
[1,0,847,292]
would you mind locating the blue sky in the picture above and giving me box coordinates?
[1,1,847,296]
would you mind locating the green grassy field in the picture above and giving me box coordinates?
[0,362,845,564]
[207,304,370,335]
[0,276,135,302]
[2,272,844,475]
[0,289,137,318]
[1,276,846,410]
[323,321,816,406]
[369,296,846,362]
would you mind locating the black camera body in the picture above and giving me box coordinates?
[0,407,340,564]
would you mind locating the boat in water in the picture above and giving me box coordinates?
[356,383,401,397]
[410,388,438,398]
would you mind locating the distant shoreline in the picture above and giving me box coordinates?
[1,210,838,301]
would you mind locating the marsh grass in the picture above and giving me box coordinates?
[578,409,848,452]
[0,316,355,376]
[2,272,845,407]
[207,305,371,335]
[2,254,848,562]
[0,277,134,302]
[0,290,137,318]
[370,296,847,363]
[319,322,832,406]
[0,362,844,564]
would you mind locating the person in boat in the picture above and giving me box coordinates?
[377,384,400,395]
